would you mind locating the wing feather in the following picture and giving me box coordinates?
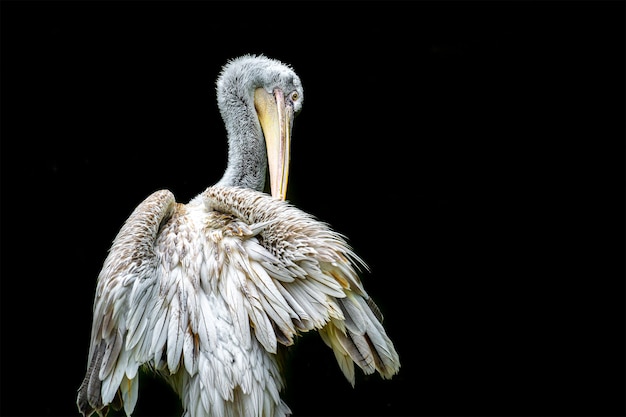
[275,282,314,331]
[99,328,123,381]
[224,265,252,349]
[319,325,356,386]
[338,295,367,335]
[182,329,198,375]
[125,281,152,351]
[197,293,217,351]
[101,342,130,404]
[120,374,139,416]
[150,298,169,364]
[166,278,185,373]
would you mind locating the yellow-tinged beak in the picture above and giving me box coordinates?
[254,88,293,201]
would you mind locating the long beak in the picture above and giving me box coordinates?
[254,88,293,201]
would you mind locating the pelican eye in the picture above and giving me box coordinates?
[290,91,299,101]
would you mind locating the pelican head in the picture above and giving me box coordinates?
[215,55,304,201]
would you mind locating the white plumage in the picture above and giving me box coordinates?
[77,55,400,417]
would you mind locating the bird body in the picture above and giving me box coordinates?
[77,55,400,417]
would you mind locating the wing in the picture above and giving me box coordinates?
[77,189,177,417]
[202,186,401,386]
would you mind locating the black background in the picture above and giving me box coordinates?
[1,1,624,416]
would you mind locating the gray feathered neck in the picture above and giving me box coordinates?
[214,54,303,192]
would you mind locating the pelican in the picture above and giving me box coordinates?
[76,54,400,417]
